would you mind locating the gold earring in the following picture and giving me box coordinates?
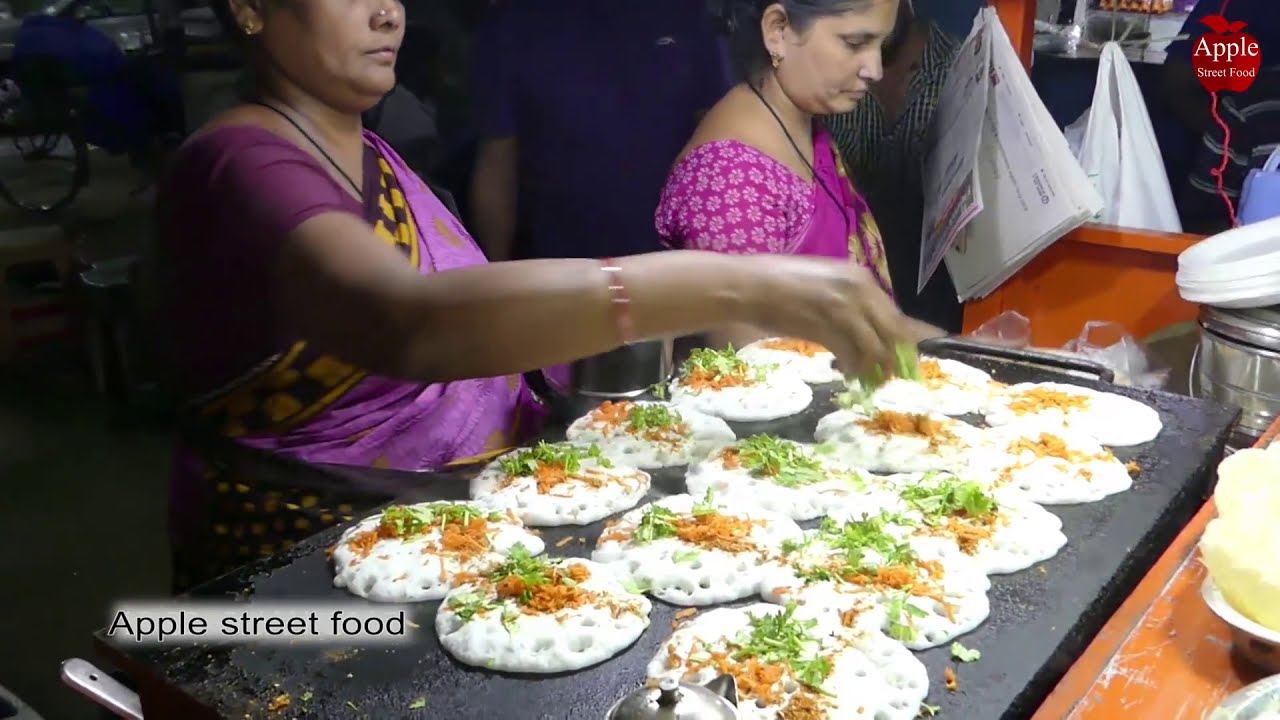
[770,53,782,69]
[241,19,260,34]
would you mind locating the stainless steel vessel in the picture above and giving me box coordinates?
[524,338,675,422]
[605,675,739,720]
[1195,305,1280,447]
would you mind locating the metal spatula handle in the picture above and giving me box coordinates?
[60,659,143,720]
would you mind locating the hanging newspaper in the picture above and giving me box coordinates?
[920,8,1103,300]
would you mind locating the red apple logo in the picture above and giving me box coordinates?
[1192,15,1262,93]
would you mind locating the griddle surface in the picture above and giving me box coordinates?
[101,353,1239,719]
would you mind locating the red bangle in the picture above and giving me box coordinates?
[599,257,637,345]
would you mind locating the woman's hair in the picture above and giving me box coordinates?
[707,0,874,81]
[211,0,241,39]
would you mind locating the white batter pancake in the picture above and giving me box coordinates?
[470,442,650,527]
[975,427,1135,505]
[331,501,546,603]
[436,552,651,673]
[737,337,843,385]
[669,347,813,422]
[869,356,999,416]
[761,514,992,650]
[985,381,1163,447]
[685,434,897,521]
[564,400,735,469]
[647,603,930,720]
[840,472,1068,575]
[814,408,987,473]
[591,493,804,606]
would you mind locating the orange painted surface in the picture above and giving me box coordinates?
[990,0,1035,68]
[962,225,1205,346]
[1036,419,1280,719]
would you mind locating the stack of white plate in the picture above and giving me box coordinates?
[1177,216,1280,309]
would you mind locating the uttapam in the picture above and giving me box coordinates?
[591,492,804,606]
[985,382,1162,447]
[684,434,895,521]
[975,428,1135,505]
[330,501,546,602]
[761,513,992,650]
[470,441,649,526]
[436,548,651,673]
[868,356,999,416]
[647,602,930,720]
[840,472,1068,575]
[564,400,735,469]
[814,408,987,473]
[669,346,813,422]
[737,337,843,385]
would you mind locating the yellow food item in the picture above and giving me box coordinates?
[1200,449,1280,632]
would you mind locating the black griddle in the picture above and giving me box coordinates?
[95,343,1241,720]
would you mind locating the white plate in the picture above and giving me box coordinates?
[1201,575,1280,646]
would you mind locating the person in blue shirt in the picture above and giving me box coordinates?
[469,1,733,261]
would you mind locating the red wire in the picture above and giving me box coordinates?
[1209,0,1238,226]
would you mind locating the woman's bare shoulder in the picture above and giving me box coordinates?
[680,89,806,176]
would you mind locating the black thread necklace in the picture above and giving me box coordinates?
[251,99,363,200]
[747,82,846,234]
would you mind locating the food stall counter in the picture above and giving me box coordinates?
[1036,417,1280,719]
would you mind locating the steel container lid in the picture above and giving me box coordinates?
[1200,305,1280,353]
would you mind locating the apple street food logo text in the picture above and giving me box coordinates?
[1192,15,1262,93]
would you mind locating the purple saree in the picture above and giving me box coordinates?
[160,126,544,590]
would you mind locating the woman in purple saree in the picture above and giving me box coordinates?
[159,0,924,591]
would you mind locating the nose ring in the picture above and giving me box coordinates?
[378,8,388,17]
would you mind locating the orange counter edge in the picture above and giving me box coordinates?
[1034,418,1280,719]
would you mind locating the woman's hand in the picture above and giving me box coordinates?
[746,256,931,378]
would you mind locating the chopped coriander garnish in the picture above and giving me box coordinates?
[732,603,832,689]
[299,691,313,703]
[692,487,717,516]
[735,434,826,487]
[818,514,918,572]
[649,382,668,399]
[408,697,427,710]
[497,441,611,477]
[837,343,923,410]
[919,702,941,717]
[951,642,981,662]
[682,346,748,379]
[673,548,700,564]
[487,544,554,603]
[627,404,681,431]
[901,473,997,521]
[446,592,500,623]
[634,505,679,544]
[885,591,928,642]
[378,503,500,537]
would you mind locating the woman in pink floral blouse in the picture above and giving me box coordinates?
[657,0,900,347]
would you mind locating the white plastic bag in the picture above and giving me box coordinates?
[1073,43,1182,232]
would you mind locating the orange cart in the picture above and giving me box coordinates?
[975,0,1205,347]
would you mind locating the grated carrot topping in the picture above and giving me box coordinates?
[859,411,956,447]
[944,665,958,692]
[495,564,594,614]
[778,690,825,720]
[1007,387,1090,415]
[683,366,752,390]
[590,400,632,426]
[761,338,828,357]
[672,512,761,553]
